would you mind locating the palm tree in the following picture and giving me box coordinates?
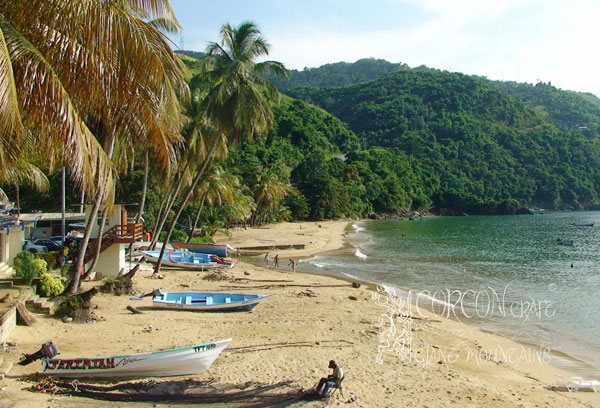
[0,0,188,293]
[186,166,236,242]
[148,82,228,250]
[251,166,290,225]
[77,1,186,283]
[153,21,288,273]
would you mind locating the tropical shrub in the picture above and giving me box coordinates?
[37,272,64,297]
[14,251,47,285]
[36,251,59,270]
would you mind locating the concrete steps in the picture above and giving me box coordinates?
[0,262,15,279]
[25,295,57,315]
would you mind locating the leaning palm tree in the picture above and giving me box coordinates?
[153,21,289,273]
[251,166,290,225]
[186,166,236,242]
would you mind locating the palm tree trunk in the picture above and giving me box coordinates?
[149,162,189,250]
[128,150,149,257]
[65,186,103,294]
[186,194,206,242]
[136,150,149,224]
[149,187,170,248]
[154,136,221,274]
[66,129,117,294]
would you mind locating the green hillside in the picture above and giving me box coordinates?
[288,70,600,212]
[489,80,600,138]
[268,58,410,91]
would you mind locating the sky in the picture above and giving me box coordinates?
[169,0,600,96]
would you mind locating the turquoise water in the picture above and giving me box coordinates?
[300,212,600,377]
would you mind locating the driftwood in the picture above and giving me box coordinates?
[78,287,99,309]
[121,264,140,282]
[55,287,99,319]
[101,264,140,295]
[126,305,143,314]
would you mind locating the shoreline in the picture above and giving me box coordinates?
[295,219,599,379]
[240,220,599,400]
[0,220,597,407]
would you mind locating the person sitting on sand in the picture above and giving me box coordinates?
[288,258,297,272]
[264,252,270,267]
[274,254,280,268]
[316,360,344,396]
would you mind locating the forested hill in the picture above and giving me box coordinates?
[272,58,600,143]
[489,80,600,138]
[288,70,600,212]
[267,58,410,91]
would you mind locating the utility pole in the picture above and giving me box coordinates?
[61,167,66,243]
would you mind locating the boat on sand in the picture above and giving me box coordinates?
[171,242,234,257]
[141,250,233,270]
[152,291,268,312]
[40,339,232,378]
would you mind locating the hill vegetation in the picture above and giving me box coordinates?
[288,69,600,212]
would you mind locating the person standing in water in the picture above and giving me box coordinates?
[264,252,270,267]
[288,258,297,272]
[274,254,280,268]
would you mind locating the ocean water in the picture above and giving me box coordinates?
[301,212,600,377]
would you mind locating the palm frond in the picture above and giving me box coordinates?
[0,19,24,173]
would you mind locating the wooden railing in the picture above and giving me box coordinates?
[83,223,143,264]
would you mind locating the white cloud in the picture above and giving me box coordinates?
[264,0,600,95]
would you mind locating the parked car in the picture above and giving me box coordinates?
[23,240,48,253]
[33,239,62,252]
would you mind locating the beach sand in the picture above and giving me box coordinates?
[0,220,598,407]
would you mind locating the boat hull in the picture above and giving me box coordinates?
[141,250,233,270]
[153,292,268,312]
[40,339,231,378]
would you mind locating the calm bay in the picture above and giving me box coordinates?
[302,212,600,377]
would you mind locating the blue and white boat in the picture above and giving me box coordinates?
[152,291,268,312]
[171,242,235,257]
[141,250,233,270]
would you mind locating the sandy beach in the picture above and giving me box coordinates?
[0,220,598,407]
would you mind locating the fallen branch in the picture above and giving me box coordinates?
[126,305,143,314]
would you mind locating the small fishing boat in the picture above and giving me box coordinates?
[556,238,574,246]
[571,222,594,227]
[152,291,268,312]
[40,339,231,378]
[141,250,234,270]
[171,242,235,257]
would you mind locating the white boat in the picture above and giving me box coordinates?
[141,250,234,270]
[40,339,231,378]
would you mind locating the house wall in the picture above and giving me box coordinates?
[7,227,24,266]
[0,226,25,266]
[88,243,126,278]
[85,204,127,278]
[88,204,122,237]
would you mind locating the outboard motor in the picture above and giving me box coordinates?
[18,342,58,366]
